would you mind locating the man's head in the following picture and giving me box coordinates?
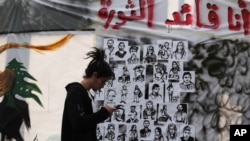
[164,42,170,49]
[107,39,114,48]
[118,42,125,51]
[163,105,167,109]
[84,47,115,91]
[182,72,192,84]
[152,83,160,93]
[133,65,144,77]
[107,124,115,132]
[143,120,150,128]
[122,85,127,89]
[155,63,166,73]
[129,46,138,54]
[128,111,137,120]
[106,89,116,102]
[183,125,191,140]
[146,100,153,108]
[177,104,183,111]
[115,109,122,117]
[123,66,128,71]
[167,123,177,138]
[130,105,136,111]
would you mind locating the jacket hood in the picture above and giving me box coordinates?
[65,82,84,93]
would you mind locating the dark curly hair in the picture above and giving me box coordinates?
[83,47,114,78]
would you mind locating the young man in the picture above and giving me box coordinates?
[61,47,117,141]
[140,120,151,138]
[180,125,194,141]
[180,72,195,90]
[126,106,139,123]
[149,83,162,101]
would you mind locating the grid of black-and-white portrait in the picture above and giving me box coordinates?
[94,38,196,141]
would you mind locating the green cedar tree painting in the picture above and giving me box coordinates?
[5,58,43,108]
[0,34,71,141]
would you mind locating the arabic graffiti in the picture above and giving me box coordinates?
[98,0,153,29]
[228,0,250,35]
[98,0,250,36]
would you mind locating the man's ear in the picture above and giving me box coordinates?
[92,72,98,78]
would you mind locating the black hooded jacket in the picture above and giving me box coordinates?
[61,82,110,141]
